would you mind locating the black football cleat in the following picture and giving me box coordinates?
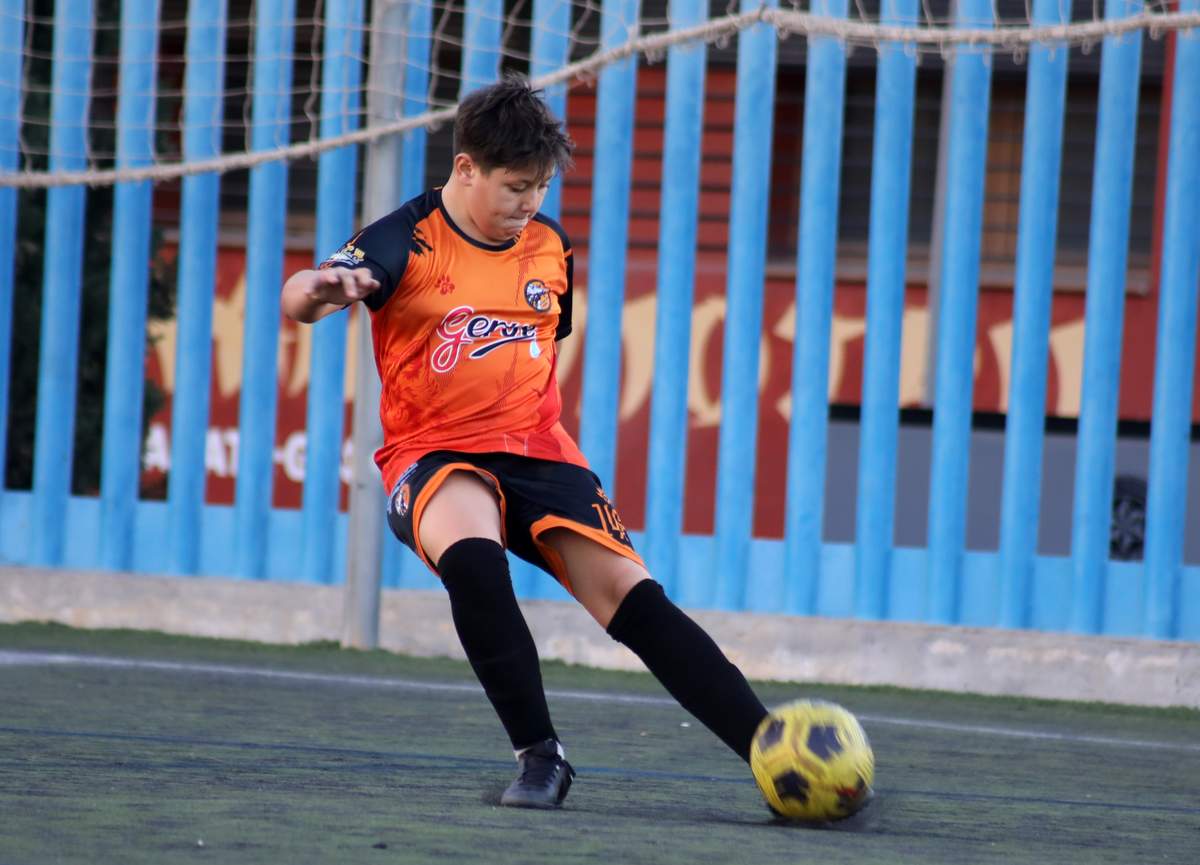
[500,739,575,809]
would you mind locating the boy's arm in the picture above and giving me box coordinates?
[281,267,381,323]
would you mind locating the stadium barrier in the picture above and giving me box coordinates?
[0,1,1198,648]
[3,565,1197,708]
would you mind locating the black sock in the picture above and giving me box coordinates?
[437,537,557,751]
[607,579,768,762]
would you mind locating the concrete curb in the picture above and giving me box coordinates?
[2,566,1197,708]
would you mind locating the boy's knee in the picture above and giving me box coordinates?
[437,537,510,594]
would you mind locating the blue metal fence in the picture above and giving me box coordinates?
[1,5,1198,641]
[29,0,93,566]
[1145,0,1200,639]
[1070,0,1146,634]
[784,0,850,616]
[167,0,228,576]
[0,8,21,532]
[578,0,642,494]
[853,0,918,621]
[101,0,160,572]
[711,0,778,611]
[998,0,1070,629]
[644,0,708,598]
[304,0,366,585]
[927,0,994,625]
[235,0,298,580]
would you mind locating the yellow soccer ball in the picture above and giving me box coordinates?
[749,699,875,822]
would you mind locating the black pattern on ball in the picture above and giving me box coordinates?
[806,724,844,759]
[758,718,786,751]
[773,770,810,805]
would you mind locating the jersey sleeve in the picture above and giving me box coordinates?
[556,246,573,341]
[318,193,435,311]
[533,212,574,341]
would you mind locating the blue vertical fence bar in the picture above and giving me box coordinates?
[782,0,848,614]
[1070,0,1143,634]
[0,10,22,508]
[461,0,503,95]
[998,0,1069,629]
[400,0,432,199]
[30,0,93,566]
[303,0,365,584]
[168,0,227,574]
[852,0,917,619]
[1143,1,1200,639]
[712,0,778,609]
[531,0,571,219]
[100,0,160,570]
[234,0,297,578]
[643,0,707,596]
[578,0,641,492]
[384,0,433,589]
[926,0,992,623]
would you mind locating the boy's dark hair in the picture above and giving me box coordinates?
[453,74,574,178]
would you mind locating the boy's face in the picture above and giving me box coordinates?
[455,155,552,243]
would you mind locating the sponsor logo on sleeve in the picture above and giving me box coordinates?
[323,243,366,269]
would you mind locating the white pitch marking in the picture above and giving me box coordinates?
[2,650,1196,754]
[852,713,1200,753]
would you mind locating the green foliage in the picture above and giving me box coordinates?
[4,0,176,494]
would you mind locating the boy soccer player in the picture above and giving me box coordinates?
[281,75,768,809]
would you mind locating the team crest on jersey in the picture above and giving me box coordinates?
[524,279,552,313]
[324,242,365,268]
[431,305,540,372]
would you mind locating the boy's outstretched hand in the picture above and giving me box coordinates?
[282,267,381,323]
[309,267,381,305]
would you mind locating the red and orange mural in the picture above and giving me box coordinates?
[141,244,1198,538]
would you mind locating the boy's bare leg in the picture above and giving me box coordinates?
[417,471,504,561]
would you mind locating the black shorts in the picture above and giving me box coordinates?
[385,450,643,589]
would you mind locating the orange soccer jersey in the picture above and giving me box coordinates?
[319,189,587,492]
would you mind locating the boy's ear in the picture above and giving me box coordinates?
[453,152,479,185]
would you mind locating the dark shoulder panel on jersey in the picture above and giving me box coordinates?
[532,212,573,341]
[318,189,440,311]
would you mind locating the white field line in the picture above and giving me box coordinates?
[2,650,1196,754]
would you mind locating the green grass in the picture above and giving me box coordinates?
[2,623,1197,864]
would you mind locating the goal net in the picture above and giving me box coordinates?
[1,0,1196,191]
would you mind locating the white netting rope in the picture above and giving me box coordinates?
[2,5,1196,189]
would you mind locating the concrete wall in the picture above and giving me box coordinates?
[2,566,1197,708]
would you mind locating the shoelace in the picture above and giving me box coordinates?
[517,753,563,786]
